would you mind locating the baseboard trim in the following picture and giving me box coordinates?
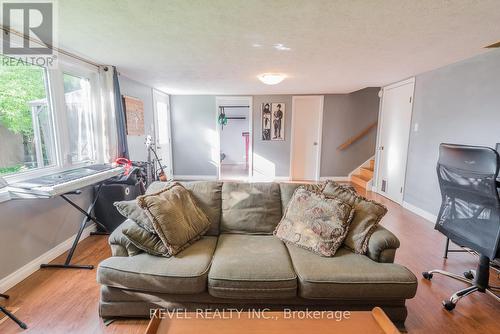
[319,176,350,182]
[402,201,437,224]
[173,175,218,181]
[0,224,96,294]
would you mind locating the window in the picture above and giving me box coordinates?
[0,54,100,181]
[0,55,56,176]
[63,73,95,163]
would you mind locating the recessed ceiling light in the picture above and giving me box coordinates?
[252,43,263,48]
[257,73,286,85]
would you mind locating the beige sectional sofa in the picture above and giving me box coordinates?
[97,181,417,326]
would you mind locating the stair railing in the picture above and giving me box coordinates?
[337,121,378,150]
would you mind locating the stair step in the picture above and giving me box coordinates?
[359,167,374,179]
[369,159,375,170]
[351,174,369,188]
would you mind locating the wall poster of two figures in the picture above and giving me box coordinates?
[262,102,285,141]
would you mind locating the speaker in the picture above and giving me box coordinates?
[94,183,143,233]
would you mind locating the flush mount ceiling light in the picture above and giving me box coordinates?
[257,73,286,85]
[273,43,291,51]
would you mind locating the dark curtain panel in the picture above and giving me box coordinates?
[112,66,129,159]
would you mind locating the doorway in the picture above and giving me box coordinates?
[375,78,415,204]
[290,96,324,181]
[216,96,253,181]
[152,89,173,179]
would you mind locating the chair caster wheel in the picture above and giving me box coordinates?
[463,270,474,280]
[443,300,456,311]
[422,272,433,280]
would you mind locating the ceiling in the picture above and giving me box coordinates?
[52,0,500,94]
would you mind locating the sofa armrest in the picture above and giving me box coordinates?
[108,219,143,257]
[366,225,400,263]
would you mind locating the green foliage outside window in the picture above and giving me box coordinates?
[0,54,47,136]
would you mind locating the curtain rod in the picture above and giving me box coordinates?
[1,25,101,68]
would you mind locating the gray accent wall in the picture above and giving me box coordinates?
[170,91,379,178]
[0,188,92,282]
[118,75,155,161]
[321,88,379,176]
[404,49,500,215]
[170,95,218,176]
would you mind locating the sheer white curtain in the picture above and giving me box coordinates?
[97,65,128,162]
[98,66,119,162]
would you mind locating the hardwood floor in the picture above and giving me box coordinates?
[0,186,499,333]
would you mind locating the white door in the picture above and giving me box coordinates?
[376,78,415,204]
[290,96,324,181]
[153,89,173,179]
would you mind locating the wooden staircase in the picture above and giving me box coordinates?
[351,159,375,190]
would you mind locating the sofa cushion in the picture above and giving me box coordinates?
[138,182,211,256]
[323,181,387,254]
[183,181,222,236]
[109,219,143,257]
[146,181,222,236]
[97,236,217,294]
[114,200,155,233]
[122,220,169,257]
[208,234,297,299]
[286,244,417,300]
[278,182,326,211]
[221,182,282,234]
[274,187,355,257]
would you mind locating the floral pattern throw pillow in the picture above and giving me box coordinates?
[274,187,355,257]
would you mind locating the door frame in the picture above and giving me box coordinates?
[373,77,415,204]
[289,95,324,181]
[152,89,174,178]
[215,96,253,180]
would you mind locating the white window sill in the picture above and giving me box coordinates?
[0,189,11,203]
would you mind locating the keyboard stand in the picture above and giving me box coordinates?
[0,294,27,329]
[40,183,108,270]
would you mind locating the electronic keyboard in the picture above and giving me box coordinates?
[7,164,124,198]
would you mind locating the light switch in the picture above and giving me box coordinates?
[414,123,419,132]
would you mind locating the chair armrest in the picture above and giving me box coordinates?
[366,225,400,263]
[108,219,142,257]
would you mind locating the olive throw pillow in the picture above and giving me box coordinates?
[322,180,388,254]
[122,220,169,257]
[274,187,355,257]
[114,199,155,233]
[137,182,211,256]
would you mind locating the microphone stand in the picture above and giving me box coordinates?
[145,136,167,187]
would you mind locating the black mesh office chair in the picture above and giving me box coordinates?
[422,143,500,310]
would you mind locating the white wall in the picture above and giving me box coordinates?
[220,107,249,165]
